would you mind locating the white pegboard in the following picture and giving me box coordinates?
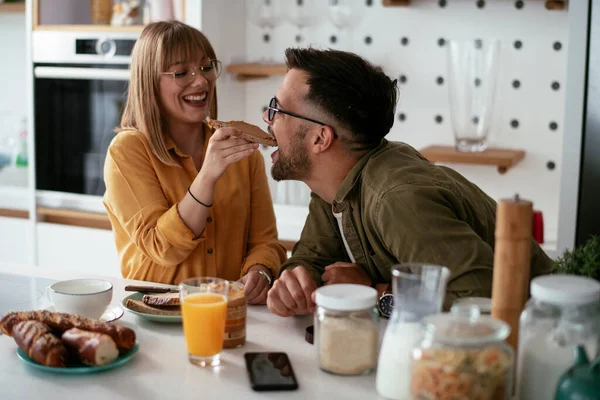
[221,0,569,245]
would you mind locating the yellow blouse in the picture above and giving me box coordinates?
[103,124,286,284]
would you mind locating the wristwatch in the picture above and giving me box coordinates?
[377,290,394,319]
[258,269,273,286]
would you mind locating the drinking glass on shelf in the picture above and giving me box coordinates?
[447,39,501,152]
[248,0,283,62]
[287,0,322,44]
[327,0,363,51]
[179,277,229,367]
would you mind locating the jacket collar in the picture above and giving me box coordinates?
[333,139,388,205]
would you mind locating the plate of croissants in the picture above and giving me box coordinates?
[0,310,138,373]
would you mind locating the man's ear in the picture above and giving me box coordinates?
[311,125,336,154]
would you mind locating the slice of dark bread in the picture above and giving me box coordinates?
[125,299,181,316]
[142,292,180,307]
[206,119,277,147]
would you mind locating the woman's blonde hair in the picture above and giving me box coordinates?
[117,20,218,166]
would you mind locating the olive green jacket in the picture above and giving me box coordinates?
[281,140,552,309]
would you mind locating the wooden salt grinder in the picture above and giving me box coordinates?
[491,194,533,354]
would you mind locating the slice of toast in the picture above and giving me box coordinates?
[125,299,181,316]
[142,292,180,307]
[206,119,277,147]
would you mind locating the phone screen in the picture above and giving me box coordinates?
[244,352,299,391]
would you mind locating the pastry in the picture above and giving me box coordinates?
[12,320,67,368]
[0,310,135,353]
[61,328,119,366]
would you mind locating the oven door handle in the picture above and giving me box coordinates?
[34,66,130,81]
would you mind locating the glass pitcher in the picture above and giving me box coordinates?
[376,263,450,400]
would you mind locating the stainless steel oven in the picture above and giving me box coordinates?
[32,31,137,197]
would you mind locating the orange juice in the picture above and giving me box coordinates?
[182,293,228,357]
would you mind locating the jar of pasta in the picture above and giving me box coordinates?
[409,304,513,400]
[315,284,379,376]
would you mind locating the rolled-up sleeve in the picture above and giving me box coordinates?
[103,132,204,269]
[240,151,286,277]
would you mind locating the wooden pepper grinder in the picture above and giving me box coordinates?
[491,194,533,353]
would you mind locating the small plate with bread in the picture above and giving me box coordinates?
[0,310,139,374]
[122,291,182,323]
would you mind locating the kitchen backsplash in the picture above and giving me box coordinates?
[239,0,567,245]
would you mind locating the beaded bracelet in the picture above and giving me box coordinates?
[187,187,212,208]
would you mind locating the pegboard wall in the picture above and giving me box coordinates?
[222,0,569,247]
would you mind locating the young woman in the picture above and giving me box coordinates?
[103,21,285,304]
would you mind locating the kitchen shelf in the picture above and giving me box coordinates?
[0,2,25,12]
[382,0,566,9]
[33,24,145,32]
[419,145,526,174]
[226,63,287,81]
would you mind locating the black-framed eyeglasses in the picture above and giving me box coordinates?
[160,59,222,87]
[267,97,326,126]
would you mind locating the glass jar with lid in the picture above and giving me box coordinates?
[516,274,600,400]
[314,284,379,376]
[410,304,514,400]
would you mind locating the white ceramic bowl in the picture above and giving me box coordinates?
[47,278,113,319]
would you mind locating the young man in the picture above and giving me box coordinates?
[264,47,552,317]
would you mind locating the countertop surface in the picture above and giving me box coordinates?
[0,263,381,400]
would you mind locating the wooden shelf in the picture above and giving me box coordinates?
[545,0,567,10]
[419,145,525,174]
[33,24,145,32]
[0,2,25,12]
[226,63,287,82]
[382,0,566,9]
[382,0,410,6]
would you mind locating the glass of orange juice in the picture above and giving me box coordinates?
[179,277,229,367]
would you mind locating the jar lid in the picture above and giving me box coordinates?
[452,297,492,314]
[315,284,377,311]
[531,274,600,306]
[422,304,510,346]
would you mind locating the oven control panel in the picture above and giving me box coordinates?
[75,39,136,57]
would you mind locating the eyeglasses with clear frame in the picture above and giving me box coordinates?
[160,59,222,87]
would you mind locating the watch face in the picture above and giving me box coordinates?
[378,294,394,318]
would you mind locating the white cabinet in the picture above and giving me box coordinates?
[0,216,32,265]
[36,222,121,278]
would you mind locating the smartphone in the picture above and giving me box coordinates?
[244,352,299,391]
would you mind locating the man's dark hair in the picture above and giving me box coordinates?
[284,47,398,152]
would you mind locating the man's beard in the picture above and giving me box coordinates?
[271,127,310,181]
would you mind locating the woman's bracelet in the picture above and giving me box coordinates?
[187,187,212,208]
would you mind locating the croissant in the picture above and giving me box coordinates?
[12,320,67,368]
[62,328,119,366]
[1,310,135,353]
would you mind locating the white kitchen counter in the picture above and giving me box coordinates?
[0,263,380,400]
